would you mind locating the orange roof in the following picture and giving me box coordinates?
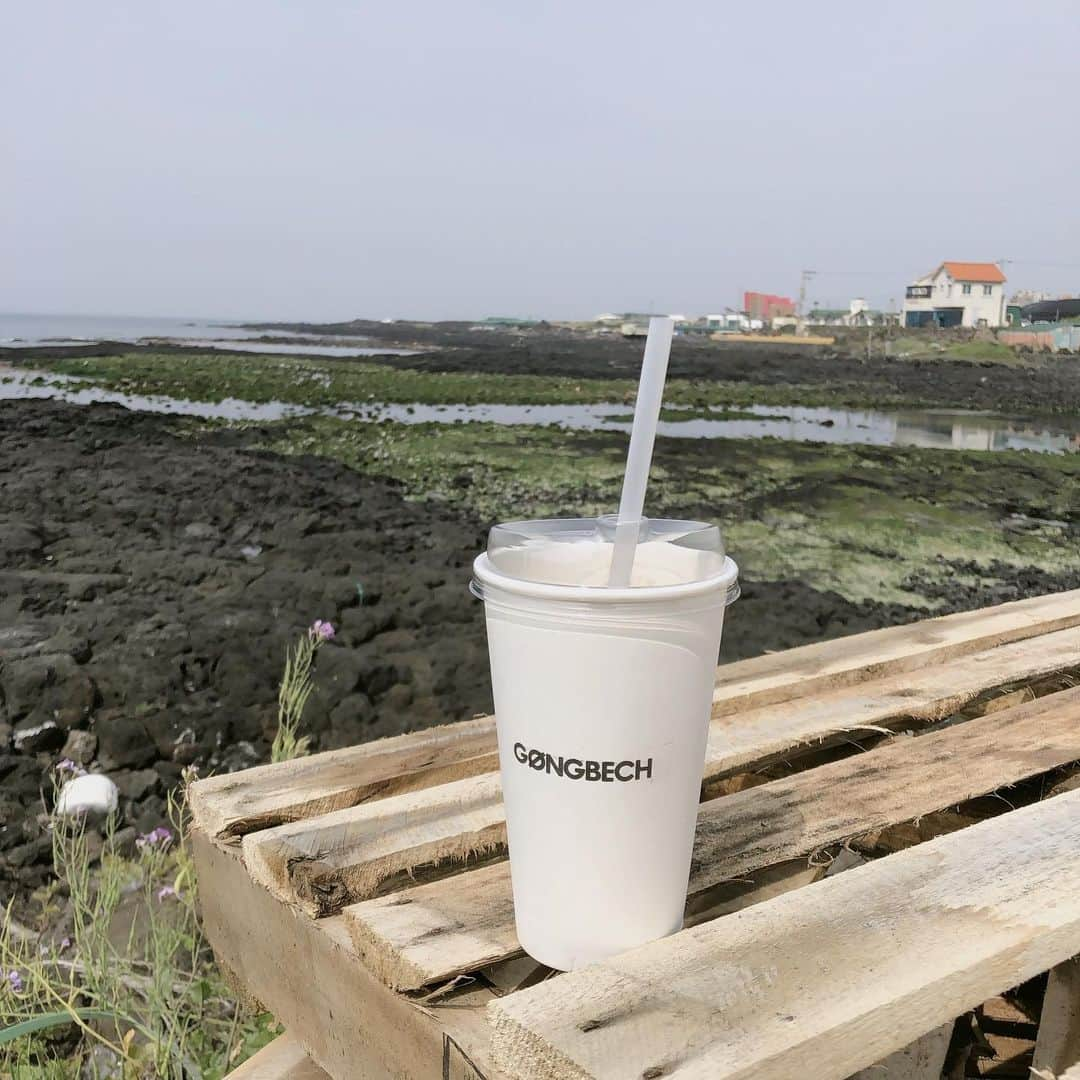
[940,261,1006,283]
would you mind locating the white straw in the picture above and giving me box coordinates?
[608,316,675,586]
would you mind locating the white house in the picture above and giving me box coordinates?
[902,262,1007,328]
[706,312,764,332]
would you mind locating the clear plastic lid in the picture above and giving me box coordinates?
[481,515,738,600]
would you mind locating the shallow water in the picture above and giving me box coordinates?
[151,339,419,357]
[1,368,1076,453]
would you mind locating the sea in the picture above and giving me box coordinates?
[0,312,267,347]
[0,312,415,358]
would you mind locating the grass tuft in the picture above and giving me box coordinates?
[1,777,278,1078]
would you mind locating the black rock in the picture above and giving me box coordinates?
[94,712,157,770]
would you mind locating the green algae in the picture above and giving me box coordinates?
[30,351,912,411]
[30,350,1077,611]
[259,416,1079,611]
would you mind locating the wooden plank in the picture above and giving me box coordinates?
[974,1032,1033,1076]
[488,786,1080,1080]
[845,1023,953,1080]
[347,684,1080,989]
[189,715,499,841]
[192,827,502,1080]
[225,1035,331,1080]
[707,625,1080,777]
[190,593,1080,843]
[710,587,1080,717]
[1033,956,1080,1076]
[251,632,1080,919]
[242,773,505,916]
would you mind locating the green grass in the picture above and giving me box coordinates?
[889,337,1030,366]
[1,780,277,1078]
[942,341,1022,363]
[0,622,338,1077]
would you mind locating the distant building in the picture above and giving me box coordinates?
[902,262,1007,328]
[707,312,747,331]
[806,299,896,327]
[1009,290,1051,307]
[846,297,870,325]
[744,291,796,322]
[706,312,763,332]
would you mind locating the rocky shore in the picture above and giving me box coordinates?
[247,319,1080,414]
[0,398,944,904]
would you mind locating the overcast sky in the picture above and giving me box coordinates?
[4,1,1078,321]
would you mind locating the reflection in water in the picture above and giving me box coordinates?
[0,369,1076,454]
[141,339,419,358]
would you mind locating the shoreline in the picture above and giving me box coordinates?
[5,335,1080,416]
[1,331,1077,907]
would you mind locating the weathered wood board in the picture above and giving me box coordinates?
[191,591,1080,844]
[188,591,1080,1080]
[488,788,1080,1080]
[247,633,1080,918]
[349,684,1080,990]
[224,1035,331,1080]
[1033,956,1080,1077]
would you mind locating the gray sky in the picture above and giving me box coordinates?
[4,1,1078,321]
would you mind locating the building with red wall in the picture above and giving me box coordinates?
[743,291,796,321]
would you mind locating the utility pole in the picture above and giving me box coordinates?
[797,269,816,335]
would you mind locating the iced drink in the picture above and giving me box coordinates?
[472,516,738,970]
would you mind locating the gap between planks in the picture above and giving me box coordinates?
[189,589,1080,843]
[487,786,1080,1080]
[345,682,1080,991]
[241,627,1080,918]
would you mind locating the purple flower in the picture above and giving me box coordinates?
[60,937,71,951]
[136,826,173,850]
[309,619,335,642]
[6,969,22,994]
[156,885,180,902]
[56,758,86,777]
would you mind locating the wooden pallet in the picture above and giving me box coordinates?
[191,589,1080,1080]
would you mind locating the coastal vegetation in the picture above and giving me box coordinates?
[21,350,997,412]
[261,416,1080,610]
[10,347,1080,612]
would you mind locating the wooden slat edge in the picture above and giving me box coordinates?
[1033,955,1080,1076]
[845,1022,953,1080]
[188,714,498,841]
[346,683,1080,991]
[246,627,1080,919]
[712,586,1080,716]
[224,1034,330,1080]
[242,773,507,916]
[191,590,1080,842]
[192,828,503,1080]
[487,787,1080,1080]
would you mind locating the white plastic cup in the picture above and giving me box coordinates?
[472,517,738,970]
